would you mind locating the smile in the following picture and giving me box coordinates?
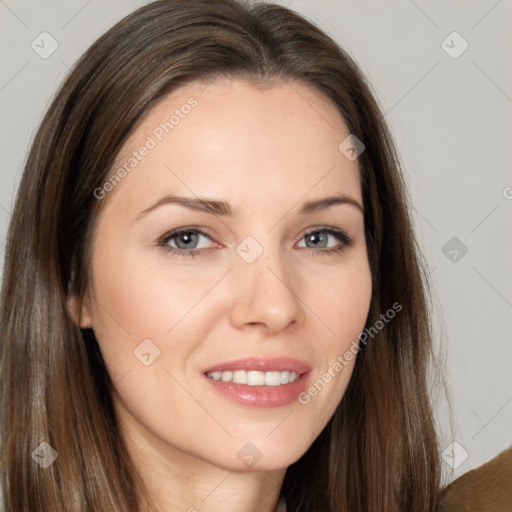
[206,370,300,386]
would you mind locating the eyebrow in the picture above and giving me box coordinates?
[135,193,364,221]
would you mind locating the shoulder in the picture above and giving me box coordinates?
[438,446,512,511]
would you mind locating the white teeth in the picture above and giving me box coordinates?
[221,371,232,382]
[247,370,265,386]
[264,371,281,386]
[206,370,300,386]
[232,370,247,384]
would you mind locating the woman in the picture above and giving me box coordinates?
[0,0,449,510]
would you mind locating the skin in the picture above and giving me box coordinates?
[73,77,372,512]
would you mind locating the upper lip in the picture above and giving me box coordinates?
[203,357,312,375]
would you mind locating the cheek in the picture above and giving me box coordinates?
[309,257,372,343]
[300,258,372,416]
[89,244,218,339]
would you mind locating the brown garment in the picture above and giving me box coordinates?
[438,446,512,511]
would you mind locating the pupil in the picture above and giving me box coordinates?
[309,232,326,248]
[177,232,196,248]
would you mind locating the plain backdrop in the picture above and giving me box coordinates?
[0,0,511,488]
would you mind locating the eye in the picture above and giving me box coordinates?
[297,227,355,256]
[157,226,355,259]
[158,228,214,258]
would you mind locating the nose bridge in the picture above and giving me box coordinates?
[229,232,302,331]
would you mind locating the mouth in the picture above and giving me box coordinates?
[202,357,312,408]
[206,369,302,386]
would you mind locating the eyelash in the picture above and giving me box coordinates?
[157,226,355,259]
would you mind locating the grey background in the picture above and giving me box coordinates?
[1,0,511,486]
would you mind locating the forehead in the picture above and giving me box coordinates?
[102,77,362,216]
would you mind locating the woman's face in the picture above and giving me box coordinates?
[78,77,372,472]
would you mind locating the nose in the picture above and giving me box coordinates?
[228,242,304,335]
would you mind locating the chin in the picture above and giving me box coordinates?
[223,435,315,473]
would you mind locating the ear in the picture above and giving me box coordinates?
[66,292,92,329]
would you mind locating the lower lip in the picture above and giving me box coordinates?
[203,372,311,408]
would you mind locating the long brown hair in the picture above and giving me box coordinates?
[0,0,452,510]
